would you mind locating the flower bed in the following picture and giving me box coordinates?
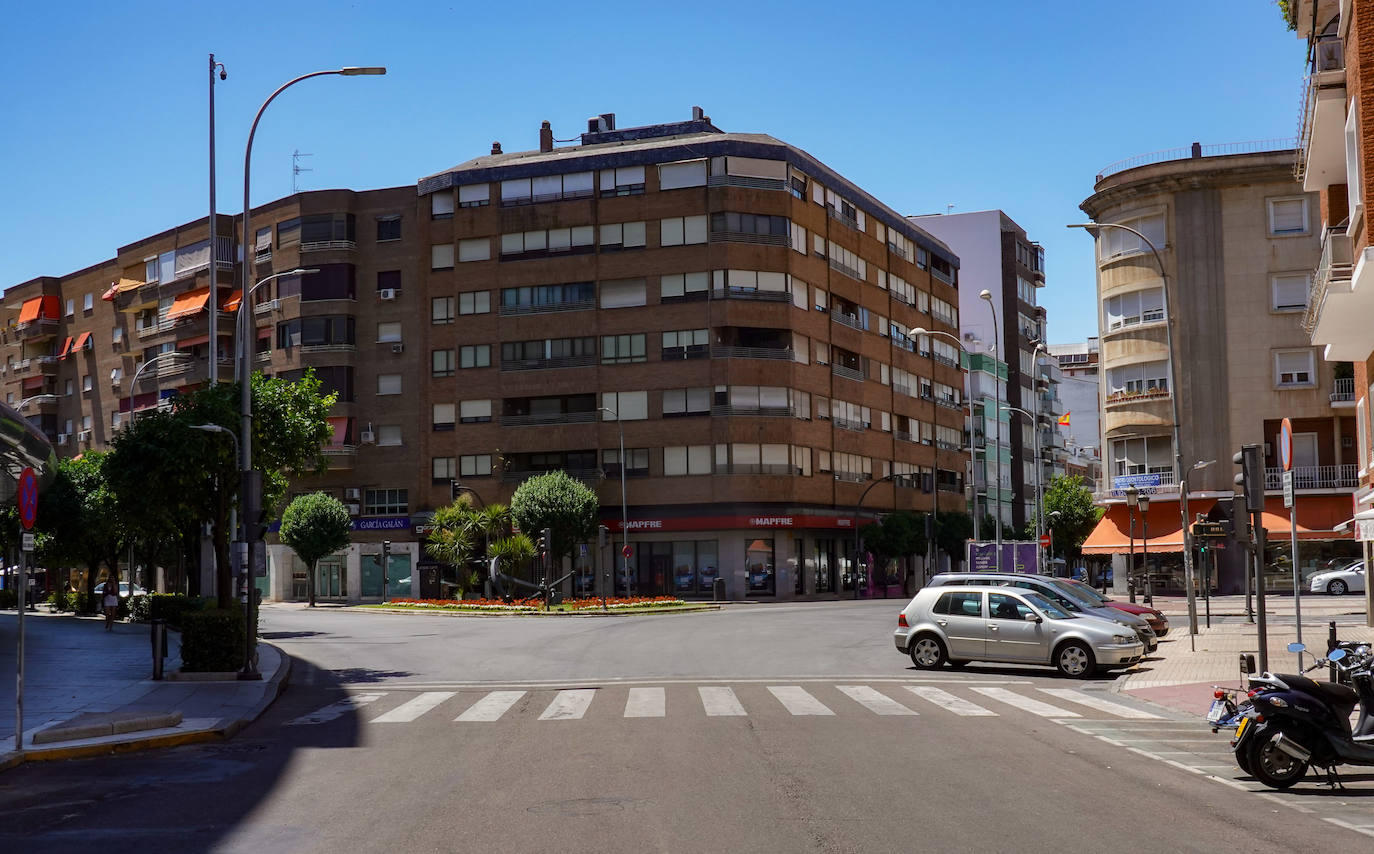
[565,596,686,611]
[384,597,540,612]
[374,595,690,613]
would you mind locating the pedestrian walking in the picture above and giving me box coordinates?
[102,578,120,631]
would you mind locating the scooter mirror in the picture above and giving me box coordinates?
[1329,648,1348,662]
[1287,642,1306,653]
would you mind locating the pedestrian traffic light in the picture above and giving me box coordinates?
[1233,444,1264,512]
[450,480,461,502]
[598,525,610,548]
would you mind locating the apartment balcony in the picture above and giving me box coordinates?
[498,298,595,317]
[826,205,860,231]
[715,464,802,476]
[894,430,913,443]
[830,309,864,331]
[500,354,597,372]
[1104,388,1172,408]
[1264,464,1358,491]
[1306,229,1357,352]
[19,394,58,415]
[833,416,865,432]
[711,345,792,361]
[831,363,865,383]
[709,230,789,247]
[934,395,963,411]
[827,257,863,281]
[299,239,357,253]
[935,439,962,452]
[502,468,601,483]
[1298,32,1348,192]
[1331,377,1356,406]
[833,471,870,484]
[137,318,178,340]
[710,287,789,303]
[710,404,796,418]
[322,445,357,470]
[15,318,59,342]
[706,174,785,192]
[499,411,597,427]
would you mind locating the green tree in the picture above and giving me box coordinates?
[859,511,925,569]
[489,532,535,596]
[1039,475,1102,563]
[36,453,125,613]
[934,511,974,570]
[510,471,599,566]
[279,492,352,607]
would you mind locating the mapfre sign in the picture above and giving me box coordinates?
[609,514,855,533]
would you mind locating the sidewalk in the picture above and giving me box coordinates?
[1114,592,1372,716]
[0,609,289,772]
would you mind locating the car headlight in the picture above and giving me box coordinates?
[1112,634,1134,644]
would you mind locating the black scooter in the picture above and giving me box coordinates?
[1234,643,1374,790]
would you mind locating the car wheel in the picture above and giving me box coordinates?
[1248,728,1308,790]
[1328,579,1348,596]
[908,635,947,670]
[1054,642,1096,679]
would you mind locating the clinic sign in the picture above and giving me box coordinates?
[967,541,1039,574]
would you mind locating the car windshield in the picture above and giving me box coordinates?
[1061,579,1110,605]
[1022,591,1072,620]
[1043,580,1102,611]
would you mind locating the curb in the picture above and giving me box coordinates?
[0,642,292,772]
[349,604,723,617]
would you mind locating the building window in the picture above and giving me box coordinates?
[660,215,708,246]
[458,238,490,262]
[82,375,92,392]
[376,425,403,447]
[600,166,645,197]
[599,279,646,309]
[459,183,490,208]
[660,271,710,301]
[431,244,454,270]
[501,227,595,259]
[460,454,493,477]
[659,160,707,190]
[432,456,456,482]
[661,328,708,360]
[432,297,454,324]
[433,403,455,430]
[363,488,407,515]
[376,216,401,242]
[1110,436,1172,477]
[709,212,789,239]
[431,192,454,219]
[65,299,75,318]
[1099,212,1166,259]
[376,322,402,343]
[601,333,646,364]
[664,445,712,476]
[1267,197,1309,236]
[459,399,492,423]
[460,344,490,369]
[600,221,646,251]
[1271,273,1310,312]
[432,349,455,377]
[1103,288,1164,330]
[602,447,650,477]
[377,270,401,293]
[1275,349,1315,387]
[458,291,490,315]
[601,391,648,421]
[377,374,402,396]
[65,379,73,396]
[83,293,93,312]
[662,387,711,417]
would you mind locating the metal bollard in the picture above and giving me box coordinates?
[151,618,166,681]
[1328,620,1339,684]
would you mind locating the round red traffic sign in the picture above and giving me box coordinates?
[621,544,634,559]
[1279,417,1293,472]
[1038,533,1051,548]
[17,466,37,531]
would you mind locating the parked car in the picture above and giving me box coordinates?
[927,572,1157,653]
[1309,562,1366,596]
[1057,578,1169,637]
[894,585,1145,678]
[93,581,147,598]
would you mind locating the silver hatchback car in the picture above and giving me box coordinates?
[894,585,1145,678]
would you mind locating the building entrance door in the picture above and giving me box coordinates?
[317,557,346,599]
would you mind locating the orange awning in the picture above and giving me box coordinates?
[18,295,59,324]
[102,278,143,301]
[1258,495,1355,540]
[72,331,92,352]
[166,288,210,321]
[220,290,242,313]
[56,337,74,359]
[1081,502,1194,555]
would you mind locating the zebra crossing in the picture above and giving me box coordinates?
[285,681,1164,728]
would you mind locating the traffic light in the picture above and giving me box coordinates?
[598,525,610,548]
[450,480,462,502]
[1233,444,1264,513]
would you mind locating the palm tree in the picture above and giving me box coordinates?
[488,533,535,598]
[425,503,477,596]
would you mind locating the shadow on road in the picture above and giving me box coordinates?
[330,667,414,684]
[260,630,327,640]
[908,662,1119,682]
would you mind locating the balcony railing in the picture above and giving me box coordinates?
[833,416,865,432]
[833,471,870,484]
[1265,464,1358,491]
[714,464,802,476]
[1304,228,1353,333]
[300,239,357,252]
[1096,138,1297,181]
[894,430,913,443]
[709,231,789,246]
[830,310,864,331]
[932,353,959,369]
[1104,388,1172,406]
[499,411,597,427]
[706,174,786,191]
[1332,377,1355,403]
[500,354,597,372]
[828,257,863,281]
[502,467,602,483]
[711,345,792,361]
[936,439,962,452]
[710,287,789,303]
[831,363,865,383]
[498,299,596,317]
[826,206,860,231]
[322,445,357,457]
[934,396,962,411]
[710,405,796,418]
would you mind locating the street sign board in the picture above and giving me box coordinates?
[621,544,634,559]
[1279,418,1293,472]
[1038,533,1051,548]
[1283,469,1294,509]
[17,467,37,531]
[21,532,34,552]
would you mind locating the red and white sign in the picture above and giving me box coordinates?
[1039,532,1051,549]
[621,544,634,559]
[1279,418,1293,472]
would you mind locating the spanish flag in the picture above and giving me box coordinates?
[1057,412,1071,426]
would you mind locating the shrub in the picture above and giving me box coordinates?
[180,608,246,672]
[149,594,207,629]
[127,594,151,623]
[0,589,15,609]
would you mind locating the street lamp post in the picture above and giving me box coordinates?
[189,423,249,674]
[238,66,384,678]
[1069,223,1197,638]
[1139,491,1152,605]
[979,289,1002,570]
[129,351,194,422]
[1126,485,1139,603]
[208,54,227,387]
[1179,459,1215,649]
[912,326,974,578]
[1003,405,1043,573]
[598,406,629,597]
[854,474,897,599]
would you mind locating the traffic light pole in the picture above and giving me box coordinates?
[1254,510,1268,675]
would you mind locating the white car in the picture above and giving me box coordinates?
[1309,562,1365,596]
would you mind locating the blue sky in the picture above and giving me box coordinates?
[0,0,1304,344]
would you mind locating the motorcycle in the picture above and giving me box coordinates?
[1231,642,1374,790]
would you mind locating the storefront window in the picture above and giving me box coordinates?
[574,548,595,596]
[696,541,718,595]
[673,542,696,594]
[794,539,804,595]
[746,538,775,596]
[814,539,835,593]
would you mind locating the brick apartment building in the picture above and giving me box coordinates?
[2,109,967,603]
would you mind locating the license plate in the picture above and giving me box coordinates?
[1207,699,1227,723]
[1234,717,1250,739]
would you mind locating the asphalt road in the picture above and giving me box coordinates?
[2,601,1370,853]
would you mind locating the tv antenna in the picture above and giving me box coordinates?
[292,150,313,193]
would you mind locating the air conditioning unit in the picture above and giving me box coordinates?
[391,343,404,354]
[78,431,91,442]
[344,487,361,500]
[57,433,69,444]
[345,503,361,516]
[379,288,397,301]
[360,429,376,444]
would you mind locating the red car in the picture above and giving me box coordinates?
[1061,578,1169,637]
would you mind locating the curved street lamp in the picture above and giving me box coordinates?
[1003,404,1044,573]
[911,326,974,574]
[598,406,629,597]
[1068,221,1198,635]
[978,289,1003,569]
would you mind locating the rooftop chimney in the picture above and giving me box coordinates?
[539,121,553,153]
[491,141,502,155]
[692,106,704,121]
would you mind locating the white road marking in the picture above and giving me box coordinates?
[1037,688,1161,719]
[287,692,385,726]
[624,687,665,718]
[539,689,596,721]
[768,686,834,716]
[371,691,455,723]
[456,690,525,722]
[836,685,917,716]
[903,686,997,716]
[699,686,747,716]
[971,687,1080,718]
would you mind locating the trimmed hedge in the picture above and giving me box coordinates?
[181,608,247,672]
[147,594,208,628]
